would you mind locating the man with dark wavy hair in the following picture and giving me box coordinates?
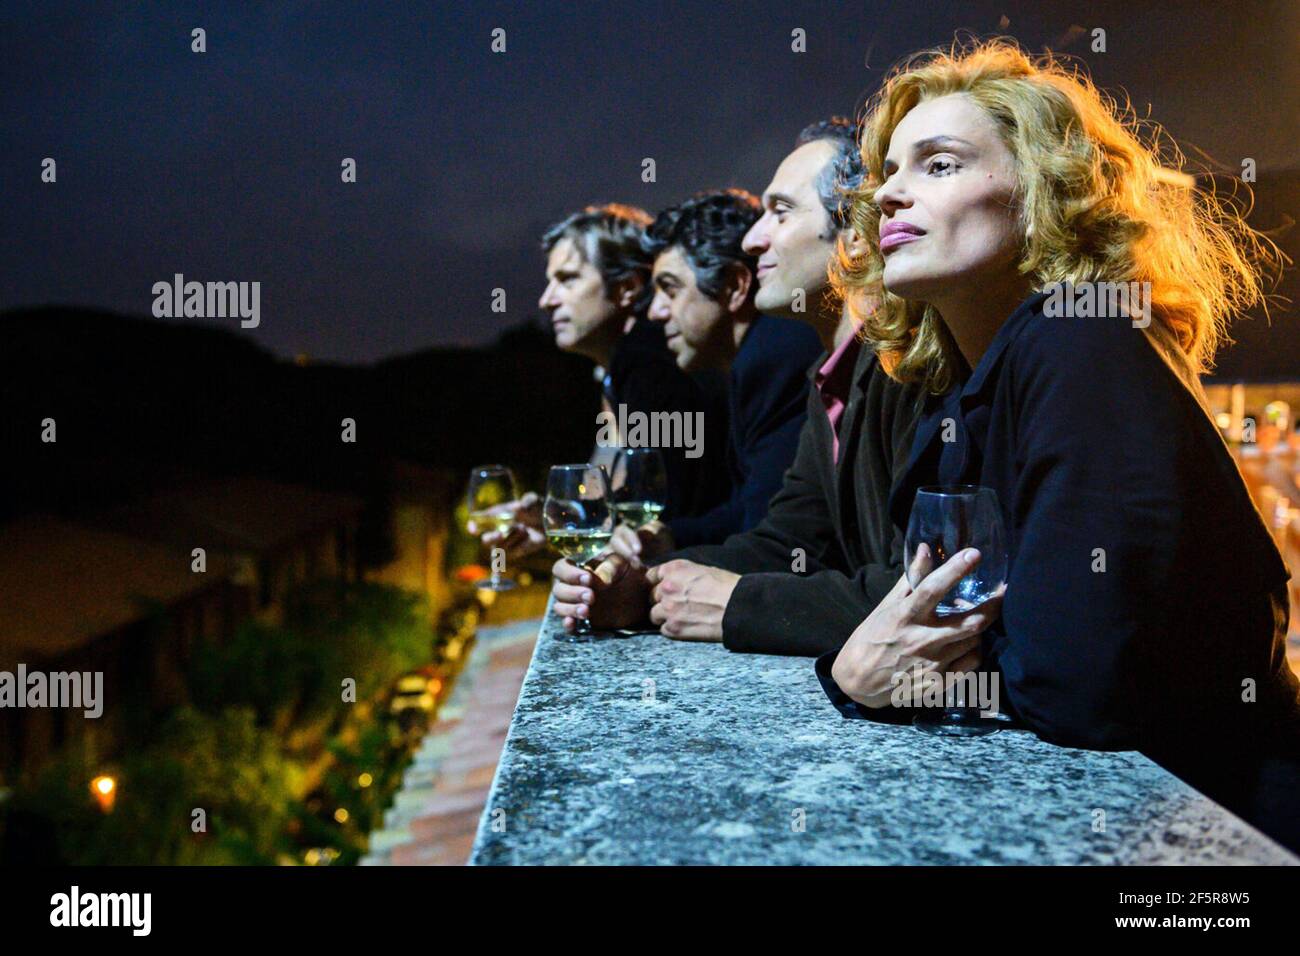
[627,188,820,549]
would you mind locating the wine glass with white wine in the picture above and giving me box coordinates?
[544,463,614,641]
[466,464,519,592]
[608,447,668,531]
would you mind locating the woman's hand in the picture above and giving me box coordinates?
[830,545,1004,709]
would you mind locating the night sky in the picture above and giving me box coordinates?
[3,1,1297,364]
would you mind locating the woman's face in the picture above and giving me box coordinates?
[873,94,1023,306]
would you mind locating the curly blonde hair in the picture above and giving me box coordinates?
[833,37,1283,396]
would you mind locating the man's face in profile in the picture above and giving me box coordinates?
[647,246,733,372]
[538,237,620,355]
[743,139,841,319]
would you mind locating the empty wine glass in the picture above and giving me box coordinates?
[466,464,519,592]
[608,447,668,530]
[904,485,1008,737]
[543,464,614,641]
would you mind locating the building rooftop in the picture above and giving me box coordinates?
[0,514,232,668]
[95,476,365,553]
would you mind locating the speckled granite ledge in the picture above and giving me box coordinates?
[470,599,1297,865]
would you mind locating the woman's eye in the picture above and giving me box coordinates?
[928,157,957,175]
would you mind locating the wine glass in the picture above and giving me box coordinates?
[608,447,668,530]
[543,464,614,641]
[903,485,1008,737]
[466,464,520,592]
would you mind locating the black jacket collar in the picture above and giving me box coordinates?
[960,289,1052,403]
[889,290,1051,528]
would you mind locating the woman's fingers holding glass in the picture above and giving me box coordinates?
[913,601,999,658]
[907,548,982,618]
[946,645,983,676]
[933,587,1006,633]
[906,541,934,587]
[903,627,981,672]
[933,631,983,668]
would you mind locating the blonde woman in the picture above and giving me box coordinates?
[821,39,1299,851]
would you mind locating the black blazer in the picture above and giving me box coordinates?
[669,314,823,547]
[817,292,1300,820]
[670,338,924,656]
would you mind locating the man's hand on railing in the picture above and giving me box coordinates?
[645,560,739,642]
[551,552,652,631]
[609,520,675,567]
[469,491,546,562]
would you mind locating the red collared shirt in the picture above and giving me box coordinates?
[814,332,862,464]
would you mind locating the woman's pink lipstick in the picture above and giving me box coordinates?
[880,221,925,253]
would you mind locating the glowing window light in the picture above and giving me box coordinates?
[90,775,116,812]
